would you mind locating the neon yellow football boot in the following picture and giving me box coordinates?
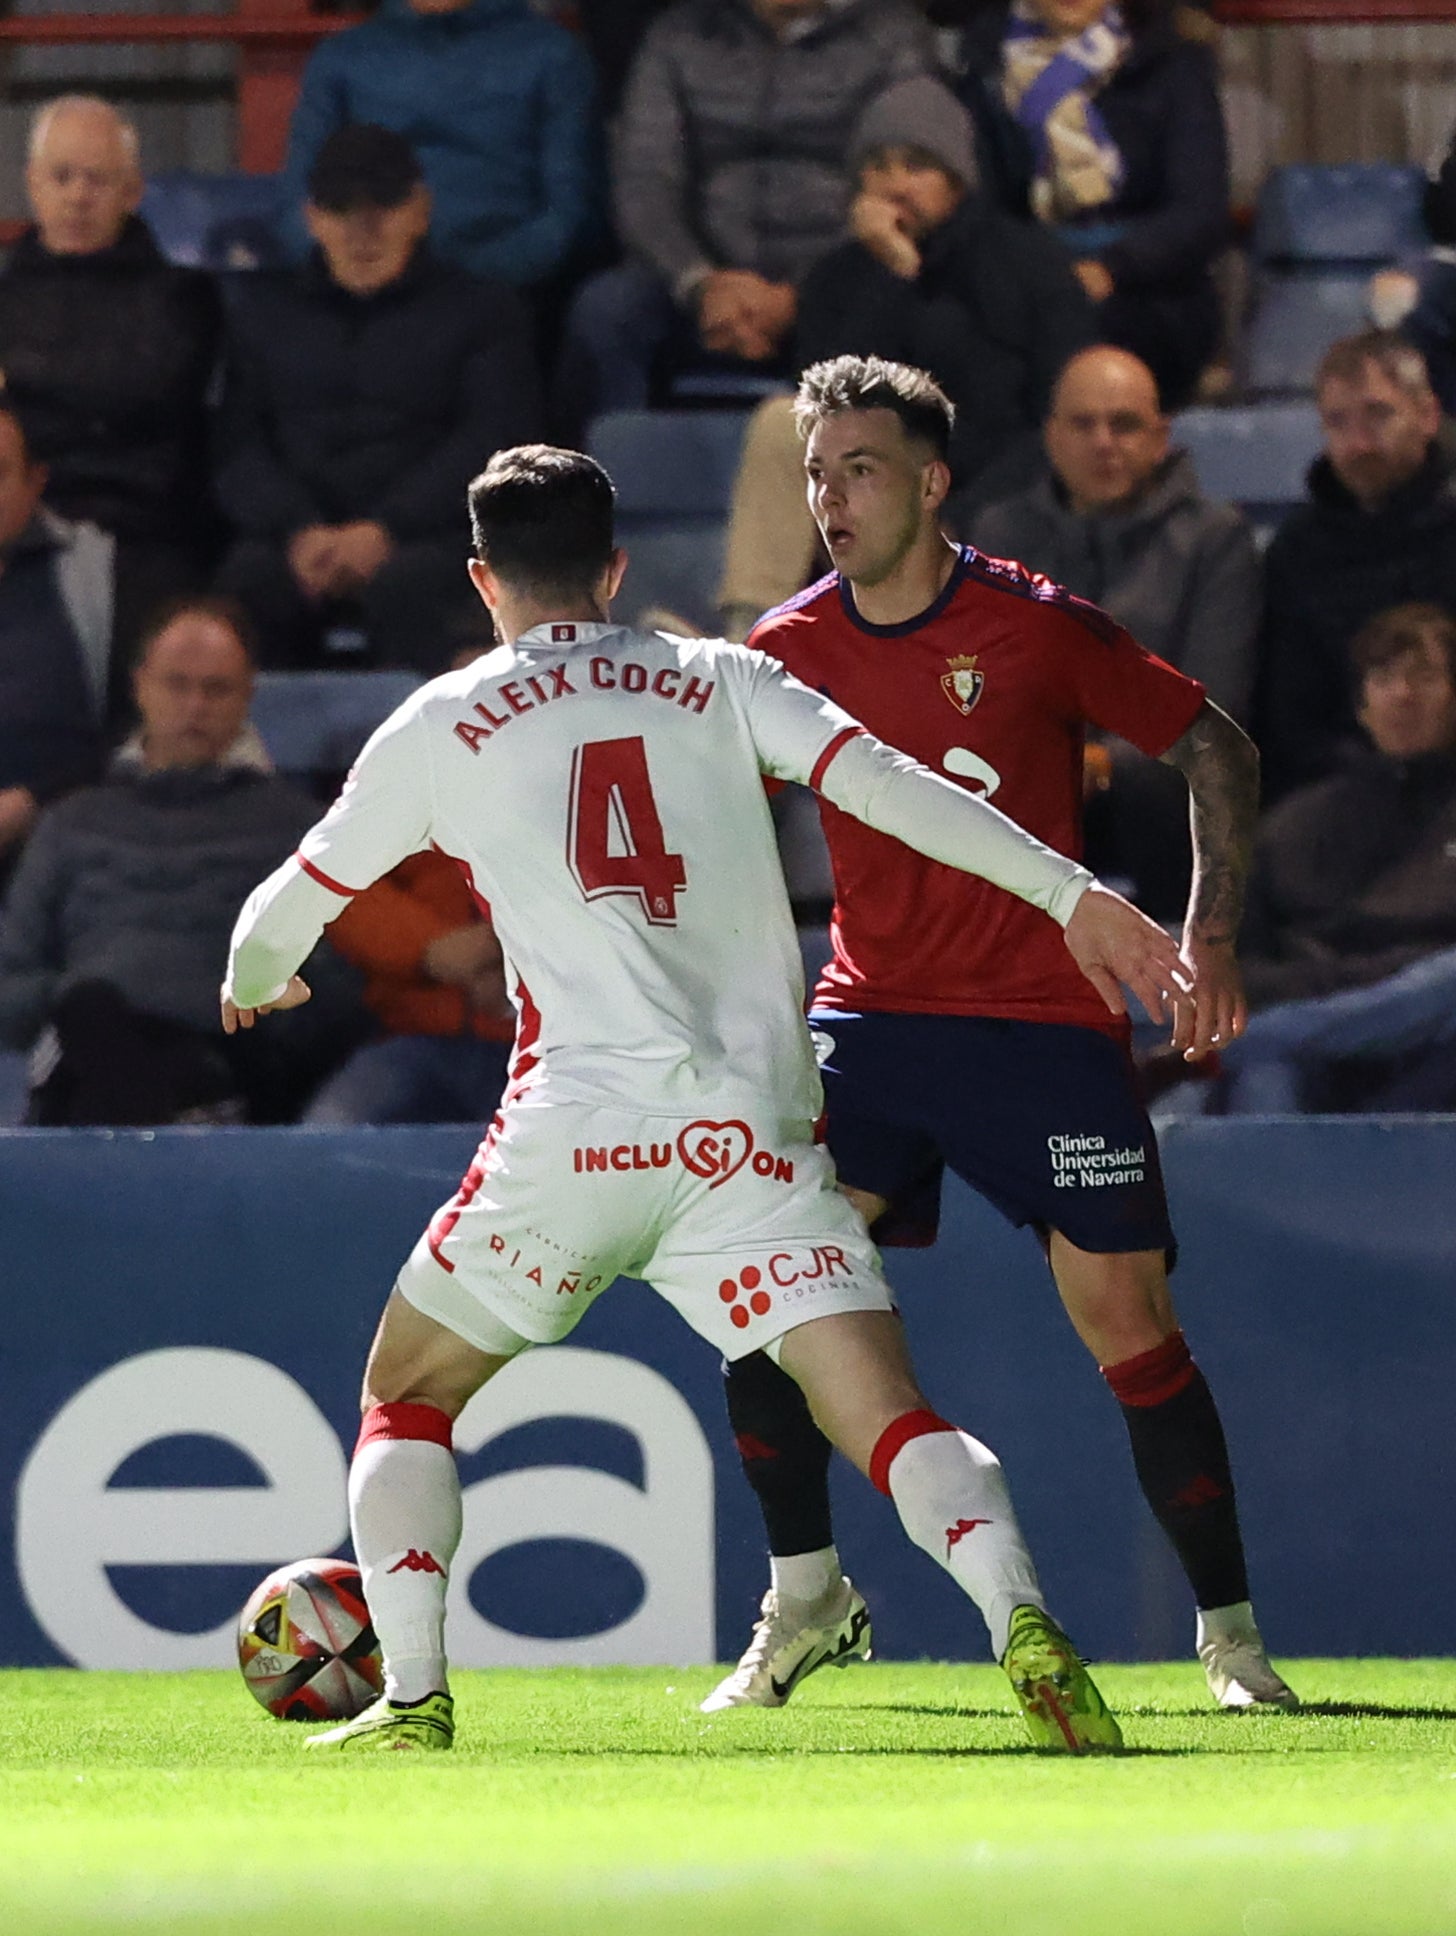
[305,1690,454,1752]
[1000,1605,1123,1754]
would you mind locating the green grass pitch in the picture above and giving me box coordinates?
[4,1661,1455,1935]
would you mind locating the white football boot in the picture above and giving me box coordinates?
[700,1578,872,1713]
[1197,1602,1300,1710]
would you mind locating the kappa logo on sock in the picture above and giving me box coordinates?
[945,1518,991,1554]
[388,1549,446,1576]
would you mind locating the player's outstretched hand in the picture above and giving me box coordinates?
[1063,884,1194,1032]
[220,975,312,1035]
[1179,932,1247,1061]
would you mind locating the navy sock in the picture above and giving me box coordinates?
[722,1349,834,1556]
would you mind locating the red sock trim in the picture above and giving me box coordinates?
[869,1408,957,1496]
[355,1401,453,1457]
[1103,1330,1195,1409]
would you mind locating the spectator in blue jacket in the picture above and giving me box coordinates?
[277,0,601,292]
[953,0,1230,410]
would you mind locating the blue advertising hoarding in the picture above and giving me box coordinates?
[1,1118,1453,1672]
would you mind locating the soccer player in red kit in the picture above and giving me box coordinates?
[704,355,1298,1716]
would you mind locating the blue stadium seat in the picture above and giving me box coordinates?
[1253,163,1428,266]
[589,410,750,517]
[250,670,422,780]
[1172,401,1323,515]
[140,172,285,271]
[588,411,752,630]
[1241,268,1373,396]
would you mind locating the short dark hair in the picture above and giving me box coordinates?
[468,445,616,599]
[307,123,423,213]
[1350,601,1456,685]
[793,355,955,461]
[1316,329,1434,402]
[132,593,257,670]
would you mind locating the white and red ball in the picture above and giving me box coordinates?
[237,1557,383,1721]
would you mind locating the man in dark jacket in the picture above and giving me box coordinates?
[972,342,1260,915]
[215,126,542,673]
[555,0,931,430]
[1256,331,1456,803]
[955,0,1230,411]
[0,405,115,890]
[713,75,1093,635]
[0,598,353,1125]
[0,96,220,658]
[1219,602,1456,1112]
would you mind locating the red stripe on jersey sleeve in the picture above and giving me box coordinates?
[809,725,863,793]
[296,853,358,897]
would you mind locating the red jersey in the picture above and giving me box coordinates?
[750,545,1204,1035]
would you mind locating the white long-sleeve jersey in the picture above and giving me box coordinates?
[225,622,1092,1122]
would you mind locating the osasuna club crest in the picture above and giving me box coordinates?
[941,654,983,715]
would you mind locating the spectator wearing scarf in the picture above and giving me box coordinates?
[955,0,1230,409]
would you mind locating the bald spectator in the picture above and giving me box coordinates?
[972,343,1259,914]
[0,405,114,892]
[0,599,352,1125]
[1257,331,1456,803]
[0,99,220,668]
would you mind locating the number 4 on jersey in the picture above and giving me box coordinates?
[567,735,687,926]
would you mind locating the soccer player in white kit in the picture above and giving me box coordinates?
[223,446,1193,1755]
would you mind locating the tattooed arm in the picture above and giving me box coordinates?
[1159,697,1261,1060]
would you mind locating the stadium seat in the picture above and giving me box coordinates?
[589,410,750,518]
[250,670,422,782]
[588,411,752,630]
[1172,401,1323,518]
[1252,163,1428,266]
[140,172,285,272]
[1241,268,1373,396]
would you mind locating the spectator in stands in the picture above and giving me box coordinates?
[1369,119,1456,414]
[1218,603,1456,1113]
[0,599,354,1126]
[305,849,514,1124]
[713,76,1094,636]
[953,0,1230,410]
[0,405,114,892]
[0,96,220,665]
[555,0,931,431]
[278,0,600,293]
[1257,331,1456,803]
[215,126,541,675]
[971,343,1259,915]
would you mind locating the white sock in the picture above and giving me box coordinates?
[349,1432,462,1703]
[770,1546,843,1604]
[884,1428,1046,1659]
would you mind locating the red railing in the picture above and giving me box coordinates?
[0,0,1452,178]
[0,2,364,172]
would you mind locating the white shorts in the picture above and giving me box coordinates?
[396,1089,893,1360]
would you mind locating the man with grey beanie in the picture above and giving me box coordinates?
[715,75,1096,638]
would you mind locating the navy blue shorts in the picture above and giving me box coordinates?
[809,1010,1175,1258]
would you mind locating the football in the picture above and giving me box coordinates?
[236,1557,383,1721]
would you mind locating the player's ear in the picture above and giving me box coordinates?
[468,557,500,612]
[603,547,628,605]
[922,457,951,515]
